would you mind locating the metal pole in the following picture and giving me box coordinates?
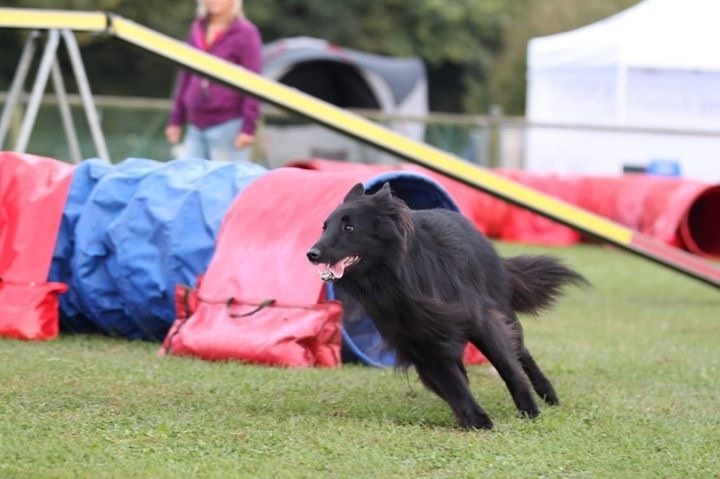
[51,59,82,163]
[0,30,40,149]
[14,29,60,152]
[60,29,110,162]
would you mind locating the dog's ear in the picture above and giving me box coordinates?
[344,183,365,202]
[374,182,394,202]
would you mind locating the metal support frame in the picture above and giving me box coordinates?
[0,28,110,162]
[14,29,60,153]
[0,30,39,148]
[51,58,82,163]
[61,29,110,162]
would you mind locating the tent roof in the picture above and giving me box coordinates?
[528,0,720,72]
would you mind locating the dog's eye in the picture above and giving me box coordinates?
[343,224,354,232]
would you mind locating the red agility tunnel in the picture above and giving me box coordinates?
[0,152,73,340]
[161,166,487,367]
[287,159,581,247]
[680,185,720,257]
[505,171,720,258]
[288,159,720,258]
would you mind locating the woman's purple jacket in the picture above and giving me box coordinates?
[168,17,263,136]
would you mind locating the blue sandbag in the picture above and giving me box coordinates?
[326,171,460,367]
[48,158,113,333]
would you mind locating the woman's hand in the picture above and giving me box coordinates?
[165,125,182,144]
[234,132,255,150]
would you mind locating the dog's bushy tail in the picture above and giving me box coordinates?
[504,255,588,315]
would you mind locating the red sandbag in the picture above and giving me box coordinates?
[0,280,68,340]
[161,300,343,367]
[0,152,74,340]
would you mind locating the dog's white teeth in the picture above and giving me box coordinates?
[343,256,360,266]
[319,264,336,282]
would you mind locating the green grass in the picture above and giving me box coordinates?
[1,244,719,478]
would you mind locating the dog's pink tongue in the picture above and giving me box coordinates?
[317,261,346,279]
[329,261,346,279]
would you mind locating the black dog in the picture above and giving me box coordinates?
[307,183,587,429]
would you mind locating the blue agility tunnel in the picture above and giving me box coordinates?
[56,157,266,340]
[326,171,461,367]
[49,158,113,333]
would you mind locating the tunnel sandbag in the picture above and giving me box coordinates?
[71,157,266,340]
[49,158,113,333]
[161,167,357,366]
[0,152,74,340]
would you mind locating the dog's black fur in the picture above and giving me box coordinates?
[307,183,587,429]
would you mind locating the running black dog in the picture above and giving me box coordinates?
[306,183,587,429]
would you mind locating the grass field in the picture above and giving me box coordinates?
[1,243,718,478]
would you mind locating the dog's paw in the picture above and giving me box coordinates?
[519,405,541,420]
[461,414,494,430]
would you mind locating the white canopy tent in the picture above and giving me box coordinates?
[525,0,720,180]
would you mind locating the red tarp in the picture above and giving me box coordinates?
[0,152,73,340]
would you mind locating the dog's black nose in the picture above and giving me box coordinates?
[306,248,321,263]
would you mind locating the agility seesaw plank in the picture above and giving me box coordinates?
[108,16,720,289]
[0,8,107,32]
[2,9,717,288]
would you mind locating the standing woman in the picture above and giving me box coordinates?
[166,0,262,162]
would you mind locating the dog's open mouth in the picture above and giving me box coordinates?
[318,256,361,282]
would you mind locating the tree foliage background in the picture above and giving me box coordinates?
[1,0,639,115]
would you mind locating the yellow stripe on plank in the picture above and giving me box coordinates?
[0,8,106,31]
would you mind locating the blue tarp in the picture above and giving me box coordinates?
[327,171,460,367]
[49,158,113,333]
[55,157,266,340]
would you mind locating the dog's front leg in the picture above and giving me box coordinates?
[415,360,493,430]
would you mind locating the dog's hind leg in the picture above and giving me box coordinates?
[519,345,559,405]
[415,360,493,430]
[469,309,540,419]
[510,317,559,405]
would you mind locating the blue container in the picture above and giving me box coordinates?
[647,159,681,177]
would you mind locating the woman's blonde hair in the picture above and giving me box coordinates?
[196,0,244,18]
